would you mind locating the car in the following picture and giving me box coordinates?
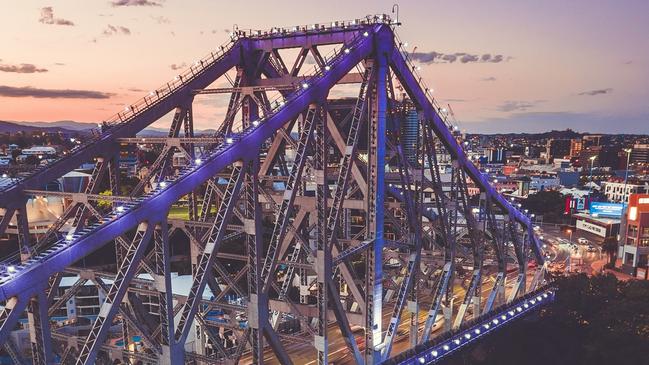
[587,245,596,252]
[577,237,589,245]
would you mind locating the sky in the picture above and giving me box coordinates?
[0,0,648,134]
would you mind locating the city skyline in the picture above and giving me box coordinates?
[1,0,648,134]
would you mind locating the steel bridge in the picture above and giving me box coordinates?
[0,14,548,365]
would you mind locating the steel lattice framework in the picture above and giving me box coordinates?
[0,14,546,365]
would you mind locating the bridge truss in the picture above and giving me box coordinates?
[0,14,546,365]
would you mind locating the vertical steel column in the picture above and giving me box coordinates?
[28,291,53,365]
[410,121,424,348]
[16,205,32,260]
[245,158,265,364]
[109,151,120,197]
[314,105,330,365]
[153,221,178,365]
[365,33,389,363]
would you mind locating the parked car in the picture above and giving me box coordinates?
[577,237,589,245]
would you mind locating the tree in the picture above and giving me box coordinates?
[97,190,113,210]
[522,190,565,223]
[602,236,618,266]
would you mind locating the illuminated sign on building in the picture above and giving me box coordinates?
[590,202,624,218]
[576,219,607,237]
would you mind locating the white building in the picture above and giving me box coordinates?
[4,196,67,235]
[21,146,57,156]
[603,180,648,204]
[530,176,561,191]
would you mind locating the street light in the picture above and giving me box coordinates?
[622,148,632,206]
[566,229,573,244]
[588,155,597,196]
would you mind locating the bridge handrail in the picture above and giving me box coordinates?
[230,13,393,40]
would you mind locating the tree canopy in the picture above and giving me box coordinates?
[444,274,649,365]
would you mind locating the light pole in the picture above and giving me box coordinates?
[588,155,597,196]
[622,148,632,205]
[392,4,401,26]
[566,229,573,245]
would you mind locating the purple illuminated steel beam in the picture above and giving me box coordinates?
[0,25,378,306]
[388,46,544,264]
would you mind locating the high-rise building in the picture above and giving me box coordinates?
[402,107,419,165]
[598,145,623,169]
[570,139,583,158]
[582,134,603,148]
[631,144,649,165]
[618,194,649,279]
[487,148,506,164]
[602,178,648,203]
[546,139,571,161]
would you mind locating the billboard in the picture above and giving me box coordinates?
[576,219,607,237]
[589,202,624,218]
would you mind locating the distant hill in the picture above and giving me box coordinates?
[468,129,584,139]
[0,120,84,134]
[3,120,223,136]
[18,120,96,131]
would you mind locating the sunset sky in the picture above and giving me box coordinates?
[1,0,648,133]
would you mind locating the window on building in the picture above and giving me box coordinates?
[628,225,638,237]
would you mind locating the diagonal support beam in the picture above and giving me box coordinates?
[261,105,318,294]
[77,222,154,365]
[175,162,245,346]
